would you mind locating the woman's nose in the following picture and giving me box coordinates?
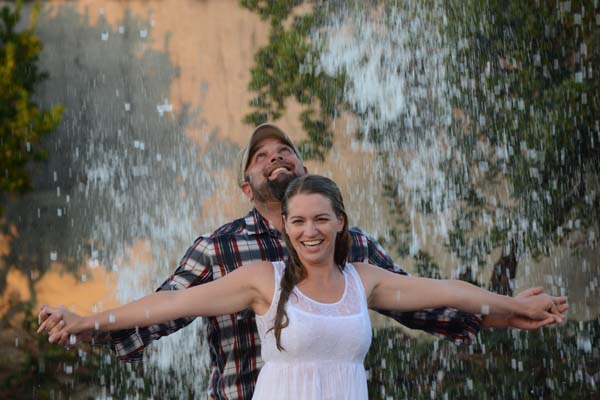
[304,222,318,236]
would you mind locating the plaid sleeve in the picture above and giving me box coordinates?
[356,230,483,345]
[108,236,214,362]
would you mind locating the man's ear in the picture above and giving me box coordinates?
[240,182,254,201]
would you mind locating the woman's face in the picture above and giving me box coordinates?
[283,193,345,267]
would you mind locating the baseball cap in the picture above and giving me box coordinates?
[237,123,302,186]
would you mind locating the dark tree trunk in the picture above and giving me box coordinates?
[489,240,518,296]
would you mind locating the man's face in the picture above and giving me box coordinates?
[242,137,306,203]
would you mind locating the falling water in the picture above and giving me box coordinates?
[314,1,599,398]
[2,1,598,398]
[317,2,465,267]
[3,4,240,396]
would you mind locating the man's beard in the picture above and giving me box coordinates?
[249,172,298,203]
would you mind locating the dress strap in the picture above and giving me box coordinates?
[271,260,285,288]
[256,261,285,320]
[344,263,369,308]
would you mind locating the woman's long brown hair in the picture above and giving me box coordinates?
[270,174,351,351]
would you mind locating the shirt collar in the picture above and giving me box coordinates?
[245,208,281,237]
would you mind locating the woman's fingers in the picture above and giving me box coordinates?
[48,319,65,339]
[38,305,49,325]
[536,316,556,328]
[37,310,62,334]
[557,303,569,313]
[48,320,69,344]
[551,296,568,306]
[36,305,66,334]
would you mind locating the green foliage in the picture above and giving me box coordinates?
[366,319,600,399]
[0,1,62,212]
[240,0,304,24]
[413,250,444,279]
[445,0,600,259]
[241,0,345,160]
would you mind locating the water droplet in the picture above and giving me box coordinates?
[69,335,77,345]
[50,251,57,261]
[140,29,148,38]
[108,313,116,324]
[118,25,125,34]
[81,273,87,283]
[480,304,490,315]
[157,100,173,117]
[124,102,131,111]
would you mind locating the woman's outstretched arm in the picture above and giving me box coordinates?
[354,263,567,324]
[38,261,273,343]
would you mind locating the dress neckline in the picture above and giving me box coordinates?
[293,270,348,306]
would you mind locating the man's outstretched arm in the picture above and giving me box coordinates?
[107,236,214,361]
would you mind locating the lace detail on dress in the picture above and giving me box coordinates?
[288,265,364,317]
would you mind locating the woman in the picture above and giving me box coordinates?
[38,174,567,399]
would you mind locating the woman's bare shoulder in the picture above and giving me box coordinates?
[351,262,378,273]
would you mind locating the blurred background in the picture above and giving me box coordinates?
[0,0,598,398]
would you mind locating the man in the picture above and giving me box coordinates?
[40,123,566,399]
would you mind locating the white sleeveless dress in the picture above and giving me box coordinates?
[254,261,372,400]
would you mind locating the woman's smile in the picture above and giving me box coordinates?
[284,193,344,266]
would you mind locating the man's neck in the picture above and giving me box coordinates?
[254,201,284,232]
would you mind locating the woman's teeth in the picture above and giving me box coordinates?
[302,240,323,247]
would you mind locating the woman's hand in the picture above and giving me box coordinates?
[482,287,569,329]
[37,305,86,345]
[515,292,566,324]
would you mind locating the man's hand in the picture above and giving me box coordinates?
[481,287,568,329]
